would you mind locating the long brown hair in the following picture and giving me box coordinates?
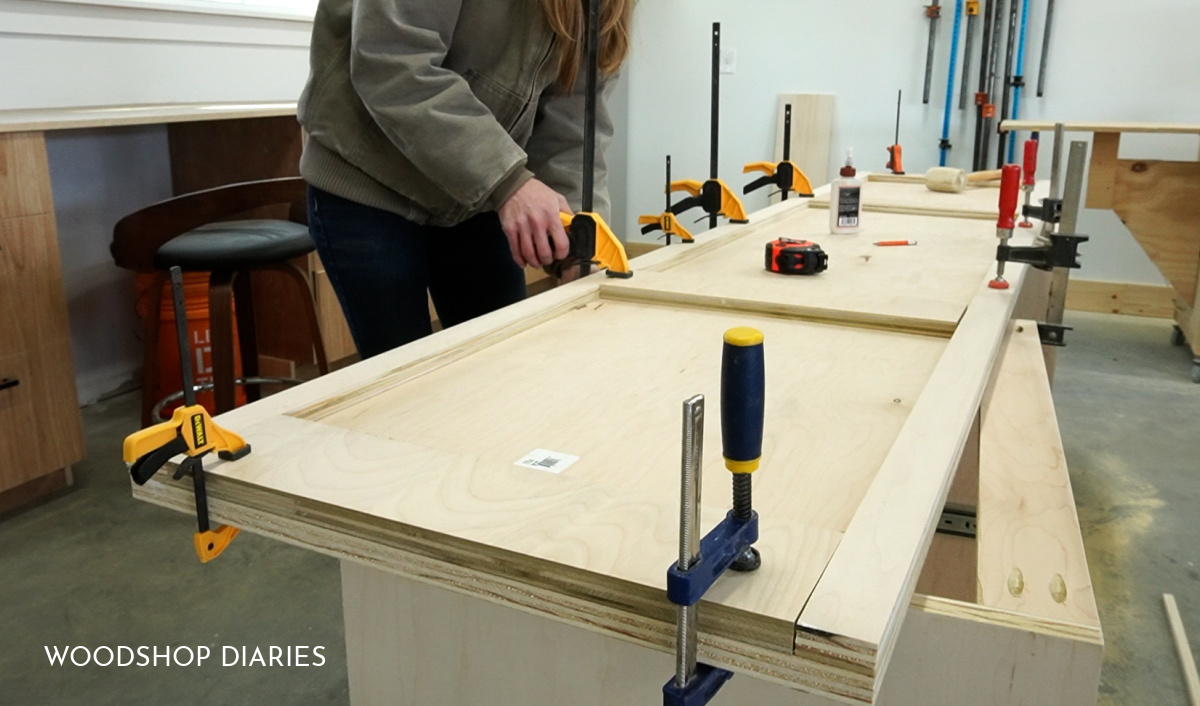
[540,0,633,90]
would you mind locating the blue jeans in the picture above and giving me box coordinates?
[306,185,526,359]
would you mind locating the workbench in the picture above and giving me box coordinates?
[1003,121,1200,381]
[132,191,1102,704]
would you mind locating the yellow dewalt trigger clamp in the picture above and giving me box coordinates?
[123,267,251,563]
[743,104,814,200]
[554,1,633,281]
[669,178,749,225]
[560,212,633,279]
[638,156,695,244]
[742,161,814,199]
[638,212,694,243]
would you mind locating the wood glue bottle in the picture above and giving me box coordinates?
[829,148,862,234]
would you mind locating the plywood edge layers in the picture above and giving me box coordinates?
[910,594,1102,645]
[793,265,1031,698]
[132,473,868,702]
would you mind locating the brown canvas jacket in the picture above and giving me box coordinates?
[298,0,613,227]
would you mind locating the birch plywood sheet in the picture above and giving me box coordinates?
[606,207,998,333]
[978,323,1100,628]
[811,174,1050,221]
[206,298,946,652]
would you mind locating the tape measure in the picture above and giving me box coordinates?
[765,238,828,275]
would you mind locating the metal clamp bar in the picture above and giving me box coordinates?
[1045,140,1090,329]
[676,395,704,689]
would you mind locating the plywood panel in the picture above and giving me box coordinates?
[608,205,999,332]
[1112,159,1200,304]
[1065,279,1176,318]
[978,323,1100,627]
[880,596,1102,706]
[341,562,1101,706]
[341,561,835,706]
[239,298,939,653]
[774,94,834,191]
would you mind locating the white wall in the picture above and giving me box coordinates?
[620,0,1200,287]
[44,126,174,405]
[0,0,311,110]
[1,0,311,403]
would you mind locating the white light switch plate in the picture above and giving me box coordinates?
[721,47,737,74]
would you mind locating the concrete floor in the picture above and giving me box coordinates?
[1,311,1197,704]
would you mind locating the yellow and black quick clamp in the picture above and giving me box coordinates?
[556,0,632,280]
[559,211,633,279]
[638,155,694,244]
[743,104,815,200]
[742,161,814,199]
[669,178,749,226]
[638,211,693,244]
[123,266,251,563]
[125,405,250,562]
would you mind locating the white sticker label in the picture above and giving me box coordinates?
[515,449,579,474]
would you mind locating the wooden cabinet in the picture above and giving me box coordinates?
[0,132,84,512]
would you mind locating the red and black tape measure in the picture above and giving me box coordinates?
[765,238,828,275]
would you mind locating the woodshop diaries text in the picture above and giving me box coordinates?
[44,645,326,667]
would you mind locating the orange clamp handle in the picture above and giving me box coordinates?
[742,162,777,176]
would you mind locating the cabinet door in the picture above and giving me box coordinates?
[0,134,85,491]
[0,353,47,488]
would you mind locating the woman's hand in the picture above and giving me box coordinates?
[498,179,572,268]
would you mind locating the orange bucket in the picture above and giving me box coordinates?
[135,272,245,418]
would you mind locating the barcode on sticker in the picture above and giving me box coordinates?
[515,449,579,474]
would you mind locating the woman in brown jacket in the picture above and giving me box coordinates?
[298,0,633,358]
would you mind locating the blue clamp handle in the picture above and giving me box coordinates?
[666,510,759,607]
[663,663,733,706]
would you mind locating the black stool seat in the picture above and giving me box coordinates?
[154,219,314,271]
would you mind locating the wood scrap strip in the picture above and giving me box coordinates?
[1164,593,1200,706]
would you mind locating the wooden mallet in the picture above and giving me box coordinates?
[924,167,1003,193]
